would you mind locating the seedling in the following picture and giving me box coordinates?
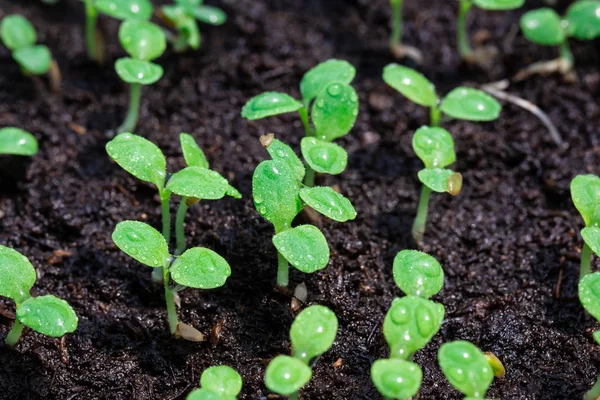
[252,135,356,287]
[0,127,38,156]
[187,365,243,400]
[383,64,501,127]
[438,341,495,399]
[571,174,600,278]
[579,272,600,400]
[411,126,462,243]
[115,20,166,134]
[242,59,359,187]
[387,0,422,62]
[0,246,78,347]
[265,305,338,399]
[159,0,227,52]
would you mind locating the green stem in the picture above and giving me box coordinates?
[173,31,190,53]
[153,190,172,283]
[430,106,441,127]
[277,250,289,287]
[412,185,432,244]
[560,40,574,70]
[304,167,315,187]
[581,243,593,280]
[457,0,473,59]
[389,0,402,50]
[83,0,100,62]
[289,392,299,400]
[163,265,179,334]
[117,83,142,134]
[175,198,190,256]
[5,319,24,347]
[585,375,600,400]
[298,107,312,137]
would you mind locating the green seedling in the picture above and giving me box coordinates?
[115,20,166,134]
[579,272,600,400]
[0,127,38,156]
[571,174,600,279]
[242,59,359,187]
[187,366,242,400]
[438,341,495,399]
[252,135,356,287]
[371,250,444,399]
[411,126,462,243]
[160,0,227,52]
[520,1,600,74]
[383,64,501,127]
[265,305,338,399]
[0,246,78,347]
[387,0,422,62]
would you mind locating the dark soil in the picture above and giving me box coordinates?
[0,0,599,399]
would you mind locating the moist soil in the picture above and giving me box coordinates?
[0,0,599,399]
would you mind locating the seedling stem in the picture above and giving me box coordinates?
[582,243,593,279]
[457,0,473,58]
[118,83,142,134]
[176,199,190,256]
[5,319,24,347]
[277,245,289,287]
[390,0,402,50]
[430,107,441,127]
[559,41,574,70]
[412,186,431,243]
[84,0,100,63]
[163,261,179,334]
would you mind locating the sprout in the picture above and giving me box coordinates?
[579,272,600,400]
[571,174,600,278]
[265,305,338,399]
[242,60,359,187]
[438,341,495,399]
[0,127,38,156]
[186,365,242,399]
[115,20,166,134]
[411,126,462,243]
[383,64,501,127]
[252,135,356,287]
[0,246,78,347]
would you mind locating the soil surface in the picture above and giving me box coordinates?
[0,0,599,399]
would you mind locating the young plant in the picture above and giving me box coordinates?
[371,250,444,399]
[438,341,495,399]
[571,174,600,279]
[159,0,227,52]
[579,272,600,400]
[187,365,243,400]
[252,135,356,287]
[0,127,38,156]
[0,246,78,347]
[411,126,462,243]
[387,0,422,62]
[115,20,166,134]
[383,64,501,127]
[242,59,359,187]
[265,305,338,400]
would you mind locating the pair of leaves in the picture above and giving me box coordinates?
[290,305,338,363]
[95,0,153,21]
[116,20,166,84]
[571,174,600,227]
[439,341,494,399]
[0,15,52,75]
[371,359,422,400]
[187,365,242,399]
[473,0,524,10]
[0,127,38,156]
[393,250,444,299]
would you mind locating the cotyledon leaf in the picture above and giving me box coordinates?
[112,221,170,267]
[241,92,303,120]
[312,82,359,141]
[580,272,600,321]
[265,355,312,396]
[371,359,423,400]
[0,127,38,156]
[17,295,78,337]
[167,166,229,200]
[300,137,348,175]
[262,136,305,182]
[412,126,455,169]
[418,168,463,195]
[273,225,330,273]
[393,250,444,299]
[438,341,494,398]
[520,8,566,46]
[300,59,356,105]
[299,186,356,222]
[0,245,36,303]
[440,87,501,122]
[571,174,600,227]
[170,247,231,289]
[115,58,164,85]
[0,14,36,51]
[180,133,209,169]
[200,366,242,396]
[290,305,338,362]
[383,64,438,108]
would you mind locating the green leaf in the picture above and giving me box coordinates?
[300,59,356,105]
[290,305,338,363]
[382,64,438,108]
[0,15,36,51]
[312,83,358,141]
[112,221,170,268]
[115,58,163,85]
[0,127,38,156]
[583,227,600,258]
[393,250,443,299]
[186,389,235,400]
[0,245,35,303]
[263,137,305,182]
[383,296,445,359]
[418,169,463,195]
[571,174,600,227]
[273,225,330,273]
[225,185,242,199]
[200,366,242,396]
[17,295,78,337]
[162,5,189,25]
[371,359,422,400]
[95,0,153,20]
[565,0,600,40]
[580,272,600,321]
[170,247,231,289]
[252,160,303,232]
[167,166,229,200]
[180,133,209,169]
[299,186,356,222]
[473,0,524,10]
[118,20,166,61]
[438,341,494,398]
[181,16,201,49]
[106,132,167,190]
[412,126,455,169]
[193,6,227,25]
[13,45,51,75]
[440,87,501,122]
[241,92,303,120]
[520,8,566,46]
[265,355,312,396]
[300,137,347,175]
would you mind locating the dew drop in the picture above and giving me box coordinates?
[327,84,343,97]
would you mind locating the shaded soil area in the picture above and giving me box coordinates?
[1,0,600,399]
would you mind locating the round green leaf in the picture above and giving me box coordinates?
[300,137,347,175]
[583,227,600,258]
[440,87,501,122]
[95,0,153,20]
[115,58,163,85]
[412,126,455,169]
[106,132,167,189]
[273,225,330,273]
[17,295,78,337]
[565,0,600,40]
[112,221,170,268]
[300,59,356,105]
[180,133,209,169]
[393,250,443,299]
[290,305,338,362]
[312,83,358,141]
[192,6,227,25]
[418,168,463,195]
[241,92,303,120]
[571,174,600,227]
[473,0,524,10]
[167,166,229,200]
[438,341,494,398]
[0,127,38,156]
[520,8,566,46]
[0,246,35,303]
[200,366,242,396]
[264,138,305,183]
[382,64,437,108]
[0,15,36,51]
[186,389,235,400]
[299,186,356,222]
[118,20,166,61]
[265,355,312,396]
[170,247,231,289]
[13,45,51,75]
[580,272,600,321]
[371,359,422,400]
